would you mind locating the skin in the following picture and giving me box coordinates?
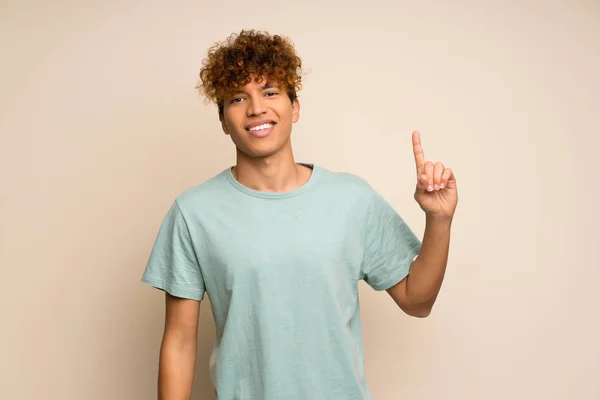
[158,294,199,399]
[157,75,459,398]
[385,131,458,317]
[219,76,312,193]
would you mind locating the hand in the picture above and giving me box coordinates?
[412,131,458,219]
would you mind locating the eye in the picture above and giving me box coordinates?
[265,91,278,97]
[230,97,244,104]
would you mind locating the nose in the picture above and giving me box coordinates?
[246,94,267,117]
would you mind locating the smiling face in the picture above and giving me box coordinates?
[219,75,300,159]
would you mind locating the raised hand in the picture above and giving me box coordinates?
[412,131,458,219]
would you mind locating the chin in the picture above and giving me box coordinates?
[237,142,283,159]
[237,137,291,159]
[244,148,280,159]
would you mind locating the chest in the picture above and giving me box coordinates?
[193,200,365,294]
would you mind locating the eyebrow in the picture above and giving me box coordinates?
[230,82,280,96]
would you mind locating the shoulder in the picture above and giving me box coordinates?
[172,169,231,212]
[315,165,376,198]
[314,165,403,217]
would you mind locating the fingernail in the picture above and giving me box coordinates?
[440,183,445,189]
[434,184,439,190]
[427,185,433,191]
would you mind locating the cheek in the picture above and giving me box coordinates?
[223,114,244,134]
[275,104,294,122]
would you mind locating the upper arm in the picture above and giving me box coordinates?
[164,292,201,340]
[385,260,432,318]
[386,275,413,313]
[360,189,422,292]
[142,200,206,301]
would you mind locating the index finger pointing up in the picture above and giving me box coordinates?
[412,130,425,176]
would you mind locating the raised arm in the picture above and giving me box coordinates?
[387,131,458,317]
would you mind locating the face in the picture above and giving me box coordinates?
[219,76,300,159]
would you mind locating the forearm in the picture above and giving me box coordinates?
[158,331,197,400]
[405,215,452,307]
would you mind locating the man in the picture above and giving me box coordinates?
[142,29,457,399]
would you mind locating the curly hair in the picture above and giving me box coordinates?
[196,30,303,115]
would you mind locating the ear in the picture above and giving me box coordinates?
[291,99,300,123]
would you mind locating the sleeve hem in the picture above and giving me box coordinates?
[369,245,421,291]
[141,276,205,301]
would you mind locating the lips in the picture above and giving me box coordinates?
[246,120,276,138]
[245,120,276,130]
[247,123,275,138]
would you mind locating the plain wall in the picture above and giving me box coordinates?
[1,0,599,399]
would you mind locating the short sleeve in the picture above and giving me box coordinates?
[360,190,422,291]
[141,200,205,301]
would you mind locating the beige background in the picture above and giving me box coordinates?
[1,0,599,399]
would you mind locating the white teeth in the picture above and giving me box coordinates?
[249,123,273,131]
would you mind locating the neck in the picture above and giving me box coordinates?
[233,146,310,193]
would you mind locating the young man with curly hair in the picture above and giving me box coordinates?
[142,30,458,399]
